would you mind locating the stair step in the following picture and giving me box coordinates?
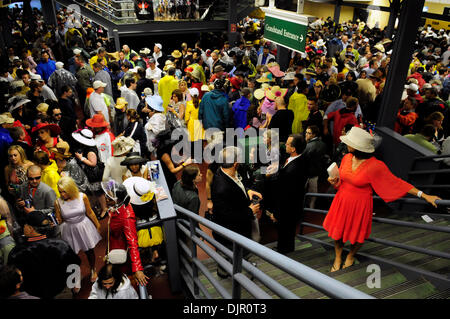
[426,288,450,299]
[371,278,427,299]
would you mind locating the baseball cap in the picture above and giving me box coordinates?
[404,83,418,92]
[73,48,82,55]
[26,210,51,228]
[155,43,162,50]
[93,80,107,89]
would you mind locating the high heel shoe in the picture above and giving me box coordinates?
[90,269,98,283]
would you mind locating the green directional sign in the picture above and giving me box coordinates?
[264,14,307,53]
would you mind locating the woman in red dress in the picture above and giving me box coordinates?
[323,127,441,272]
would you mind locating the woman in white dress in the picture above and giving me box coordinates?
[54,176,102,283]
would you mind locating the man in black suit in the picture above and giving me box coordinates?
[275,134,308,254]
[211,146,262,278]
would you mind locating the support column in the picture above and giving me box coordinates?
[228,0,239,46]
[385,0,401,39]
[377,0,425,129]
[40,0,57,26]
[334,0,342,26]
[113,29,120,52]
[276,45,290,71]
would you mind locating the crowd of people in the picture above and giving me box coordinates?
[0,4,449,299]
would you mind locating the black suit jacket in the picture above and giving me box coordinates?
[277,155,308,221]
[8,237,81,299]
[211,167,254,246]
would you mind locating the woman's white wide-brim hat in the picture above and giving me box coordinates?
[123,176,156,205]
[72,129,97,147]
[340,126,375,153]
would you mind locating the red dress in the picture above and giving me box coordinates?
[323,154,413,244]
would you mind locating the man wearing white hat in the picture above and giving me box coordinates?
[89,81,111,123]
[47,61,78,97]
[153,43,167,67]
[30,73,58,102]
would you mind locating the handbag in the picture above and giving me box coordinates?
[105,214,128,264]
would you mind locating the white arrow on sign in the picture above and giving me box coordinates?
[300,35,304,43]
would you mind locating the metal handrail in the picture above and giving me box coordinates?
[301,222,450,260]
[79,0,136,20]
[174,204,374,299]
[415,154,450,161]
[305,192,450,206]
[178,219,300,299]
[409,169,450,175]
[303,208,450,234]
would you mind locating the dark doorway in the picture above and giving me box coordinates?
[353,8,369,23]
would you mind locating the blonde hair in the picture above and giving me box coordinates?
[8,145,28,163]
[57,176,80,200]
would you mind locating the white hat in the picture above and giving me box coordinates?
[283,71,296,81]
[93,80,107,89]
[123,177,157,205]
[145,95,164,112]
[72,129,97,147]
[404,83,418,92]
[189,88,199,96]
[155,43,162,50]
[73,48,82,55]
[55,61,64,69]
[30,73,43,81]
[340,127,375,153]
[140,48,151,55]
[9,98,31,112]
[200,84,210,92]
[316,39,325,47]
[422,83,432,89]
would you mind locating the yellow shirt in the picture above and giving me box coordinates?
[158,75,180,113]
[185,99,204,141]
[42,160,61,197]
[288,92,309,134]
[89,55,107,69]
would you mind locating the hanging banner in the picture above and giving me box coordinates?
[262,8,309,53]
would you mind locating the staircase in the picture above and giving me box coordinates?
[196,211,450,299]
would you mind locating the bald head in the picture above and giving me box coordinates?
[28,165,42,175]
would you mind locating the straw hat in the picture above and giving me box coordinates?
[340,126,375,153]
[120,152,147,166]
[264,85,288,101]
[256,72,274,83]
[51,140,72,160]
[0,114,14,125]
[201,84,210,92]
[36,103,49,113]
[123,176,157,205]
[115,97,128,110]
[72,129,96,147]
[305,67,317,77]
[31,122,61,136]
[253,83,270,100]
[112,136,135,156]
[163,60,175,71]
[86,114,109,128]
[171,50,182,59]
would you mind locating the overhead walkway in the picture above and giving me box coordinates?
[54,0,259,40]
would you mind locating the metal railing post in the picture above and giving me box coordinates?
[232,243,243,299]
[189,218,199,296]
